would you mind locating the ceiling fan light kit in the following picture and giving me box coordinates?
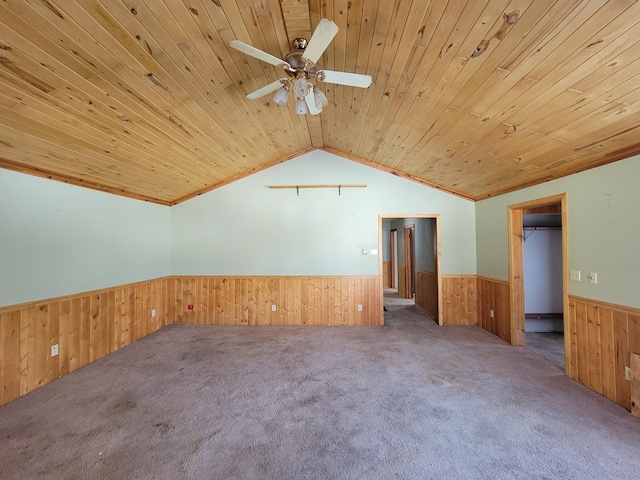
[230,19,372,115]
[273,87,289,106]
[295,98,309,115]
[314,89,329,109]
[293,76,310,98]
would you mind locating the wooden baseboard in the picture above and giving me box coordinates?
[525,313,563,319]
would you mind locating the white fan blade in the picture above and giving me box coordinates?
[246,79,287,100]
[305,90,322,115]
[318,70,372,88]
[302,18,339,65]
[229,40,291,70]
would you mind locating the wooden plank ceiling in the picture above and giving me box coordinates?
[1,0,640,204]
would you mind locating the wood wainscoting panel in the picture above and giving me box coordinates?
[415,270,438,319]
[0,278,170,407]
[477,276,511,343]
[383,261,391,288]
[567,295,640,411]
[630,353,640,418]
[397,264,406,298]
[172,276,383,327]
[441,276,477,326]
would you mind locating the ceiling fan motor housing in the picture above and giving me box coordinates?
[284,38,319,79]
[292,38,307,49]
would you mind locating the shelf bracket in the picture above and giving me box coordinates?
[268,184,367,197]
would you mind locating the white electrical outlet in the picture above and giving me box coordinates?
[357,304,363,312]
[625,366,632,381]
[51,344,59,357]
[271,304,277,312]
[570,269,581,281]
[490,309,495,318]
[151,309,156,317]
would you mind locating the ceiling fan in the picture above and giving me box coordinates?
[229,19,373,115]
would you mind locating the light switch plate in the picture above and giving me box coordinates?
[588,272,598,284]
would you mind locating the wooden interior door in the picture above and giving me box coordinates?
[390,229,397,289]
[404,225,415,299]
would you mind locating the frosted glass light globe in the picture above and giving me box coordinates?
[314,89,329,108]
[293,77,310,98]
[295,98,309,115]
[273,87,289,106]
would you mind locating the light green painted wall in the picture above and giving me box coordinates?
[476,154,640,309]
[7,148,636,310]
[391,219,407,264]
[382,220,391,262]
[0,169,171,307]
[416,218,436,273]
[171,150,477,276]
[389,218,435,272]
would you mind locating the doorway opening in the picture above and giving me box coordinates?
[379,215,442,326]
[508,194,568,373]
[386,229,398,289]
[404,225,416,300]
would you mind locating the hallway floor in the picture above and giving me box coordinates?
[383,288,415,307]
[526,332,565,369]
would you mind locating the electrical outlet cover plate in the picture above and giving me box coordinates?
[51,344,59,357]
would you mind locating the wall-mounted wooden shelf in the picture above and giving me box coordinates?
[268,184,367,195]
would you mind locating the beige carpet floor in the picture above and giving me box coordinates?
[1,304,639,479]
